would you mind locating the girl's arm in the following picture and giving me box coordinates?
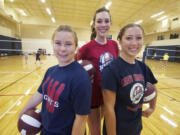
[142,85,157,117]
[19,91,43,118]
[103,89,116,135]
[71,114,88,135]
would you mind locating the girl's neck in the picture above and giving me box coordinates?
[120,52,135,64]
[58,59,74,67]
[95,36,107,45]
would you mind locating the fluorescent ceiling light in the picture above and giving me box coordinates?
[134,20,143,24]
[40,0,46,3]
[51,17,56,23]
[151,11,165,18]
[157,16,167,21]
[105,1,112,9]
[19,9,27,16]
[46,8,51,15]
[160,114,177,127]
[162,19,168,27]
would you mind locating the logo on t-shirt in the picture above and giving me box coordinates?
[130,83,144,104]
[42,77,65,113]
[99,52,114,72]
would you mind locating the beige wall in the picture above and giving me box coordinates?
[144,28,180,46]
[1,14,180,51]
[19,24,119,43]
[0,14,17,37]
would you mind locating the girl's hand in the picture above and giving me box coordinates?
[90,74,94,83]
[142,107,155,118]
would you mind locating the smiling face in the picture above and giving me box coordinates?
[94,11,111,39]
[53,31,76,67]
[120,26,143,61]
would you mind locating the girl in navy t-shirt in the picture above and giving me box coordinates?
[19,25,92,135]
[102,23,158,135]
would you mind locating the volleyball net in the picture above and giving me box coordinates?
[0,48,49,57]
[146,46,180,62]
[0,37,54,57]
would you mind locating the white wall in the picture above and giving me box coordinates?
[0,26,12,37]
[136,46,145,58]
[22,38,53,54]
[22,38,86,54]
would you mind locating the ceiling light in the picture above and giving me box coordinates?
[134,20,143,24]
[105,1,112,9]
[46,8,51,15]
[40,0,46,3]
[157,16,167,21]
[162,19,168,27]
[10,0,14,2]
[151,11,165,18]
[51,17,56,23]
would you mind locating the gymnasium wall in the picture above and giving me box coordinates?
[21,38,52,54]
[144,29,180,45]
[0,14,16,37]
[1,11,180,59]
[143,15,180,45]
[20,24,91,53]
[149,39,180,46]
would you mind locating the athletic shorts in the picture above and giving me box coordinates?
[91,80,103,108]
[36,57,40,61]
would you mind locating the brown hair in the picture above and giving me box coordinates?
[52,24,78,47]
[117,23,144,41]
[90,7,111,40]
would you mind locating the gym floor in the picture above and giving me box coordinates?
[0,55,180,135]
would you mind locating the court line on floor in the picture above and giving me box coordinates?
[0,67,41,92]
[158,90,180,102]
[0,96,23,119]
[0,79,40,119]
[0,93,33,96]
[159,87,180,89]
[0,64,49,119]
[0,71,30,74]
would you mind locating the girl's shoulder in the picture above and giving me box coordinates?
[107,39,118,44]
[136,59,146,67]
[78,40,94,51]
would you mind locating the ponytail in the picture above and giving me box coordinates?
[90,27,96,40]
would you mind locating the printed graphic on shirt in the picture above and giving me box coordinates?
[130,83,144,104]
[99,52,114,72]
[42,76,66,113]
[121,74,144,87]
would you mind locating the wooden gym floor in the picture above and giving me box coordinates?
[0,55,180,135]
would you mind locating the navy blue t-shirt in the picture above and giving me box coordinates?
[102,57,157,135]
[38,61,92,135]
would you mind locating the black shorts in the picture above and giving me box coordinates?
[91,105,100,109]
[36,57,40,61]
